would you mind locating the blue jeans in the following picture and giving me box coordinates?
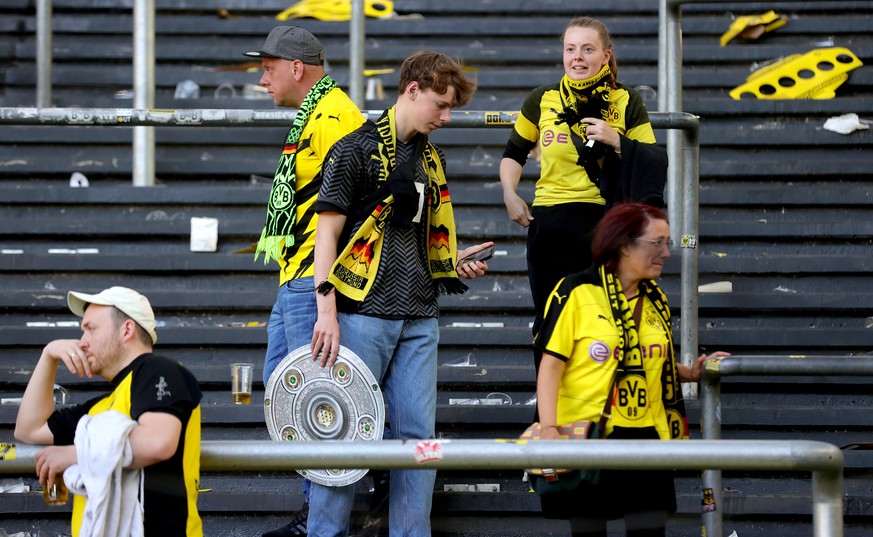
[264,277,318,502]
[308,313,439,537]
[264,277,318,385]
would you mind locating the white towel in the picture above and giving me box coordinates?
[64,410,144,537]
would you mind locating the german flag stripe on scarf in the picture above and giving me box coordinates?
[439,184,450,204]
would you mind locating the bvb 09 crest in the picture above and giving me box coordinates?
[615,374,648,421]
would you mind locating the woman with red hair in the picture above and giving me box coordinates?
[534,203,728,536]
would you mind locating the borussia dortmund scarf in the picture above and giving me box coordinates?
[555,64,612,136]
[602,265,688,440]
[321,107,466,302]
[554,65,613,184]
[254,75,338,264]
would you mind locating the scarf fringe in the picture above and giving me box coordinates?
[254,231,289,265]
[436,277,468,296]
[556,65,612,129]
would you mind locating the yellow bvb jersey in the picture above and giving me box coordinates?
[535,275,673,440]
[277,88,366,283]
[509,82,656,207]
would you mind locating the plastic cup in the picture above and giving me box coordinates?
[43,481,68,505]
[230,363,254,405]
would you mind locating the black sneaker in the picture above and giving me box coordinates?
[350,514,383,537]
[367,469,389,516]
[263,503,308,537]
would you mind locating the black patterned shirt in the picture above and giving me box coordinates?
[315,125,443,319]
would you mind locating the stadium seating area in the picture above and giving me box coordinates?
[1,1,872,535]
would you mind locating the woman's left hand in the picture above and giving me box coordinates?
[682,351,732,383]
[581,117,620,151]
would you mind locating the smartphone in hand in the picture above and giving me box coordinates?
[459,244,496,266]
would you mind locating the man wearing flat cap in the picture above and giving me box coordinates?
[15,286,203,536]
[246,25,366,537]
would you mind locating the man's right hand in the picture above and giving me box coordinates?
[44,339,92,378]
[312,313,340,368]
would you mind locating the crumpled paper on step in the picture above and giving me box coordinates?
[823,113,870,135]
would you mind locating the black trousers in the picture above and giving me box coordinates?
[541,427,676,535]
[527,202,606,378]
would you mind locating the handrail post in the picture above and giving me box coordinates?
[679,116,699,385]
[813,468,845,537]
[348,0,365,108]
[132,0,155,187]
[701,359,723,537]
[36,0,52,108]
[662,0,684,233]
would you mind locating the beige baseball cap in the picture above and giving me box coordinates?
[67,286,158,344]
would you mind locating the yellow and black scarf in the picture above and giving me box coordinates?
[555,65,614,182]
[602,266,688,440]
[322,107,466,302]
[255,75,338,264]
[555,64,612,136]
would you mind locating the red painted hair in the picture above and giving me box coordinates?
[591,203,668,272]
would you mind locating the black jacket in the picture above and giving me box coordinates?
[599,136,668,209]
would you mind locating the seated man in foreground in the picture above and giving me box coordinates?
[15,286,203,536]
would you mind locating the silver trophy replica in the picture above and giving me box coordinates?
[264,344,385,486]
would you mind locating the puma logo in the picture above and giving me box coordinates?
[553,293,568,305]
[597,314,611,322]
[328,114,342,122]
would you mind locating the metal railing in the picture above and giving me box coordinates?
[2,439,844,537]
[0,108,696,131]
[700,355,871,537]
[0,108,518,127]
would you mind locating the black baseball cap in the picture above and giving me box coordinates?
[244,26,325,66]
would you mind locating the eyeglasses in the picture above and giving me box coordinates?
[634,237,673,250]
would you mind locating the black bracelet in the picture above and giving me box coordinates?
[315,279,335,296]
